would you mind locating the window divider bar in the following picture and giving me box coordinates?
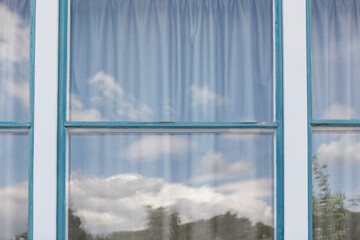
[0,122,32,129]
[63,121,280,129]
[311,120,360,127]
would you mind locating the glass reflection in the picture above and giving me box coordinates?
[312,0,360,119]
[69,0,273,122]
[0,133,29,240]
[67,131,275,239]
[312,131,360,240]
[0,0,30,121]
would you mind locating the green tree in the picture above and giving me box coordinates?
[68,208,93,240]
[168,209,181,240]
[312,156,359,240]
[144,205,166,240]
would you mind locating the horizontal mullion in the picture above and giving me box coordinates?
[0,122,32,129]
[63,121,279,129]
[311,120,360,127]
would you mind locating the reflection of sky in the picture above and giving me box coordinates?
[312,0,360,119]
[0,0,30,121]
[0,133,29,240]
[311,0,360,211]
[0,0,30,239]
[69,0,273,122]
[312,132,360,203]
[68,132,275,234]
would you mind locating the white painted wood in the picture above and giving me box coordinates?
[33,0,59,239]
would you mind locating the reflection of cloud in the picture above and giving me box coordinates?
[6,81,29,107]
[126,136,189,160]
[0,182,28,240]
[0,3,30,62]
[71,72,153,121]
[70,93,103,121]
[317,135,360,165]
[69,172,273,235]
[322,104,356,119]
[191,85,225,107]
[192,151,251,183]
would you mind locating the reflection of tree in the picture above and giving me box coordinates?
[312,156,360,240]
[144,205,166,240]
[144,206,182,240]
[68,208,92,240]
[66,206,274,240]
[144,206,273,240]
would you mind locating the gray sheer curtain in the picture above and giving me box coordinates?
[312,0,360,120]
[69,0,273,122]
[0,0,30,121]
[0,0,30,239]
[311,0,360,239]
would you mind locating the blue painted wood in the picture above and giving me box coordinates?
[275,0,284,239]
[0,122,31,128]
[28,0,36,238]
[57,0,68,239]
[311,119,360,127]
[63,121,279,129]
[306,0,313,239]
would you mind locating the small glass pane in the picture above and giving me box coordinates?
[0,0,31,121]
[0,133,29,240]
[67,131,275,239]
[311,0,360,120]
[312,131,360,239]
[69,0,273,122]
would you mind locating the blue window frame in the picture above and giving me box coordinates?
[57,0,283,239]
[308,0,360,239]
[0,0,35,239]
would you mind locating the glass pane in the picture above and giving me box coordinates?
[69,0,273,122]
[311,0,360,120]
[67,131,275,239]
[312,131,360,240]
[0,0,30,121]
[0,133,29,240]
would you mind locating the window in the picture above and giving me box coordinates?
[57,0,283,239]
[0,0,34,239]
[309,0,360,239]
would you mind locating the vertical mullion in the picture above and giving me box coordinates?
[275,0,284,239]
[306,0,313,239]
[57,0,68,239]
[28,0,36,238]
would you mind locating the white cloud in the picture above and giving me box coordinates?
[0,182,28,240]
[192,151,251,183]
[317,135,360,165]
[71,71,153,121]
[70,93,103,121]
[69,172,273,235]
[6,81,29,107]
[126,135,190,160]
[89,71,124,99]
[322,104,356,119]
[191,85,225,107]
[0,3,29,63]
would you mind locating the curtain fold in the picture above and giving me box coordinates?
[312,0,360,120]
